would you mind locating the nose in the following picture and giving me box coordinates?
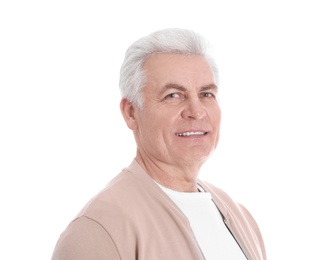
[181,97,206,120]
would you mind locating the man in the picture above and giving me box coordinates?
[52,28,266,260]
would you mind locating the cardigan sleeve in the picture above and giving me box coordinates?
[51,216,121,260]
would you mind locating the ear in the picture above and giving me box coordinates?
[120,98,138,130]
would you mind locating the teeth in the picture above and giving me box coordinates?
[176,131,206,137]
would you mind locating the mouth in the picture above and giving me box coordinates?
[175,131,207,137]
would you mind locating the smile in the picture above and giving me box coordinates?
[176,131,207,137]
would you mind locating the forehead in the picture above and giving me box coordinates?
[142,53,216,89]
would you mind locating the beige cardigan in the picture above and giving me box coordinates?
[52,160,266,260]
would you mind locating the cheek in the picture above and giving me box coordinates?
[138,114,163,136]
[136,106,179,138]
[209,105,221,125]
[215,113,221,126]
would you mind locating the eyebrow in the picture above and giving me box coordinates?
[200,83,218,92]
[159,83,218,95]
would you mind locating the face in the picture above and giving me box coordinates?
[126,53,221,168]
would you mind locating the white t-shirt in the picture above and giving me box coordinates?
[157,183,247,260]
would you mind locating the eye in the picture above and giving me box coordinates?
[165,93,180,99]
[200,92,215,98]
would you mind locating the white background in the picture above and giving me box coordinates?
[1,0,323,259]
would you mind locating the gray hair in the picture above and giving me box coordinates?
[119,28,219,108]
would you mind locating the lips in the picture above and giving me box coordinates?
[175,131,207,137]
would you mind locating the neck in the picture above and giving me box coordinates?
[135,151,201,192]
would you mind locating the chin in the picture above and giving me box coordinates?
[177,151,211,164]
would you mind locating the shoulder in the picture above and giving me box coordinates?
[52,166,155,260]
[75,167,148,221]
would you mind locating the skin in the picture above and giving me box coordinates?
[120,53,221,192]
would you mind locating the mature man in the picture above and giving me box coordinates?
[52,28,266,260]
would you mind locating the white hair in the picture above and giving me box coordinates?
[119,28,219,108]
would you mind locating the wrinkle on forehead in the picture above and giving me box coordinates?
[143,53,217,94]
[158,83,218,96]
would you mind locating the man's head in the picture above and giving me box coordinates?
[120,28,221,169]
[119,28,219,109]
